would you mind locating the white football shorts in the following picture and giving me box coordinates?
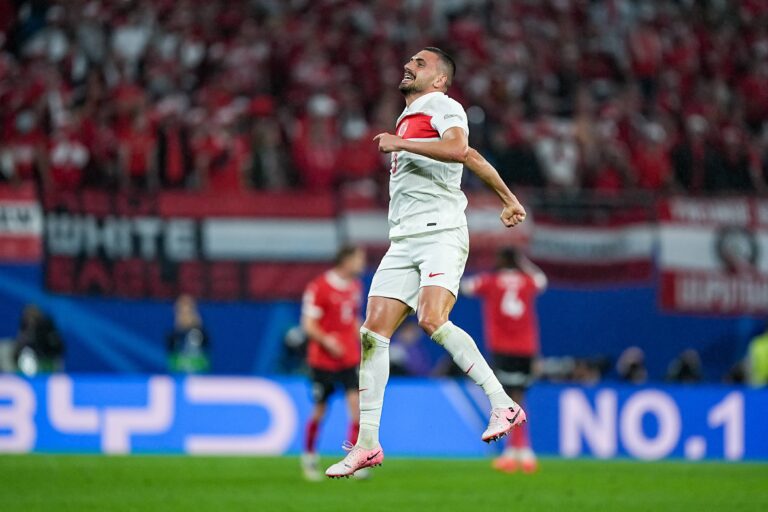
[368,226,469,312]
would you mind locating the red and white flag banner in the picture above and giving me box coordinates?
[39,189,663,299]
[0,184,42,262]
[41,190,336,300]
[658,197,768,315]
[530,221,655,283]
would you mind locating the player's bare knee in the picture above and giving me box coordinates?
[361,310,396,339]
[361,321,385,339]
[417,313,447,337]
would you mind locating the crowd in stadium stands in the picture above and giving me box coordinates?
[1,0,768,195]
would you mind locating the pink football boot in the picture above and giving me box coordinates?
[482,405,527,443]
[326,442,384,479]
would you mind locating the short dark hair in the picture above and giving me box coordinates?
[423,46,456,86]
[334,244,362,266]
[497,246,522,270]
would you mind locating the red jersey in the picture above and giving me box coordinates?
[301,270,362,371]
[463,269,546,357]
[193,133,249,192]
[120,130,156,177]
[49,134,89,190]
[7,130,45,181]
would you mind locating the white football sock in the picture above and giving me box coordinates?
[357,327,390,449]
[431,321,515,409]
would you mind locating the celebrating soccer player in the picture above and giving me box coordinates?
[326,48,528,478]
[461,247,547,473]
[300,245,367,481]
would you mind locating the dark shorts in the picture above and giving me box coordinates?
[492,354,534,391]
[309,366,359,404]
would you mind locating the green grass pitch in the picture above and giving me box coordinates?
[1,455,766,512]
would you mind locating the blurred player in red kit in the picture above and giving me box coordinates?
[300,245,367,480]
[461,247,547,473]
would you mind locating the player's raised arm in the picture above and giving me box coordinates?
[464,147,527,228]
[517,253,548,291]
[373,126,469,164]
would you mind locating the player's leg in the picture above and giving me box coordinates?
[327,244,416,479]
[509,357,537,472]
[493,355,536,472]
[326,297,409,478]
[305,401,328,452]
[416,227,525,442]
[302,369,333,481]
[357,296,410,447]
[351,241,417,452]
[420,286,525,441]
[508,387,536,472]
[418,285,512,406]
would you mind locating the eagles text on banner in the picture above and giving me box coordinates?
[39,189,661,300]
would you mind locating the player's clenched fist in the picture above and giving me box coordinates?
[373,132,403,153]
[501,201,526,228]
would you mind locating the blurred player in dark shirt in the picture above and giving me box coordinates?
[300,245,366,480]
[461,247,546,473]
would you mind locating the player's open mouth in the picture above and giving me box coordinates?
[401,71,415,83]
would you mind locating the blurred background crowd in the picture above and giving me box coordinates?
[1,0,768,196]
[2,0,768,387]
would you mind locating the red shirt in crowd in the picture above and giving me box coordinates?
[592,164,624,192]
[632,144,672,189]
[739,72,768,126]
[291,117,339,190]
[462,269,547,357]
[301,270,362,371]
[339,129,381,181]
[162,125,185,185]
[6,129,46,181]
[194,132,250,192]
[120,129,155,178]
[48,131,89,190]
[629,25,662,78]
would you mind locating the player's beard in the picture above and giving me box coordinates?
[398,80,419,95]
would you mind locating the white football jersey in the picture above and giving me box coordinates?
[388,91,469,239]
